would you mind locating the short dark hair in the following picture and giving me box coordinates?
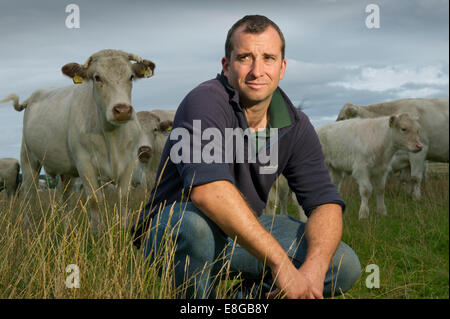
[225,15,285,60]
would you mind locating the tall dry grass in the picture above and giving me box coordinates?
[1,169,448,299]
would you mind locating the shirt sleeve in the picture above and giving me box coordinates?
[282,112,345,217]
[168,84,236,192]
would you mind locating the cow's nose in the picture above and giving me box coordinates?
[415,143,423,152]
[113,104,133,121]
[138,145,152,163]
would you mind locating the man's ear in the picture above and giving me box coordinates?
[132,59,156,79]
[221,57,230,77]
[61,63,88,84]
[279,58,287,80]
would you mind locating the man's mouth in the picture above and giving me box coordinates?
[246,82,266,89]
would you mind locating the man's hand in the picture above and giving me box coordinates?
[266,259,324,299]
[267,204,343,299]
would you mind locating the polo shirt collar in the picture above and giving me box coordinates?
[217,72,292,129]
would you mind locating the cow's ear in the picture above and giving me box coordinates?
[61,63,88,84]
[345,105,358,118]
[132,59,156,79]
[159,120,173,132]
[389,115,397,128]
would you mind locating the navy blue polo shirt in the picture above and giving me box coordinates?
[132,72,345,248]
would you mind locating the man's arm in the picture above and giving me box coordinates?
[191,180,341,299]
[298,203,343,298]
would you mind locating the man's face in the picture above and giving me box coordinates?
[222,25,287,108]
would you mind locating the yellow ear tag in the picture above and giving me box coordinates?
[73,74,83,84]
[167,125,172,131]
[144,67,153,78]
[389,118,394,128]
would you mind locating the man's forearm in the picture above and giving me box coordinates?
[303,204,343,276]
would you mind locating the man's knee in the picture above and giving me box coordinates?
[175,209,221,260]
[326,242,361,296]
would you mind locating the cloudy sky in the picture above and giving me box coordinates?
[0,0,448,160]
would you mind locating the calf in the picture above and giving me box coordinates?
[133,110,174,190]
[318,113,422,219]
[336,98,449,199]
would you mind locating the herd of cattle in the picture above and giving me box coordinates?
[0,49,448,231]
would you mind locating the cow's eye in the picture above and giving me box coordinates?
[401,127,407,132]
[94,75,102,82]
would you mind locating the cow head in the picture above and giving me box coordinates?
[336,103,359,121]
[61,49,155,126]
[389,113,423,153]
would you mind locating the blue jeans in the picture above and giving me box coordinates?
[143,202,361,299]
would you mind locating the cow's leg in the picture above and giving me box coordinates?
[329,167,344,192]
[398,167,412,194]
[117,164,135,228]
[82,174,103,233]
[19,143,42,229]
[373,173,388,216]
[20,143,41,200]
[408,146,428,200]
[56,175,79,230]
[75,160,103,233]
[56,175,74,207]
[353,169,372,220]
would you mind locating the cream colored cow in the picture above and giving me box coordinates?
[337,98,449,199]
[318,113,423,219]
[1,49,155,232]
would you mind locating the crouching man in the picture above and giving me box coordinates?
[132,15,361,299]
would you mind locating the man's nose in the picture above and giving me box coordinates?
[250,58,264,78]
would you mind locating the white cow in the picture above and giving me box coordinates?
[0,158,20,199]
[1,49,155,232]
[336,98,449,199]
[318,113,423,219]
[133,110,174,190]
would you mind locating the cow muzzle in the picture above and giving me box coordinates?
[138,145,152,163]
[413,142,423,153]
[112,104,133,122]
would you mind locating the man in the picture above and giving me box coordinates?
[132,15,361,299]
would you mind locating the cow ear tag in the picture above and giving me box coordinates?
[73,74,83,84]
[389,116,395,128]
[144,67,153,78]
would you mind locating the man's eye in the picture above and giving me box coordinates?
[264,56,276,63]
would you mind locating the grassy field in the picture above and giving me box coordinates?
[0,168,448,299]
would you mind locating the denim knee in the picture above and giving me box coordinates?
[325,242,361,297]
[175,209,220,262]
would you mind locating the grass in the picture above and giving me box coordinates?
[0,172,448,299]
[333,174,449,299]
